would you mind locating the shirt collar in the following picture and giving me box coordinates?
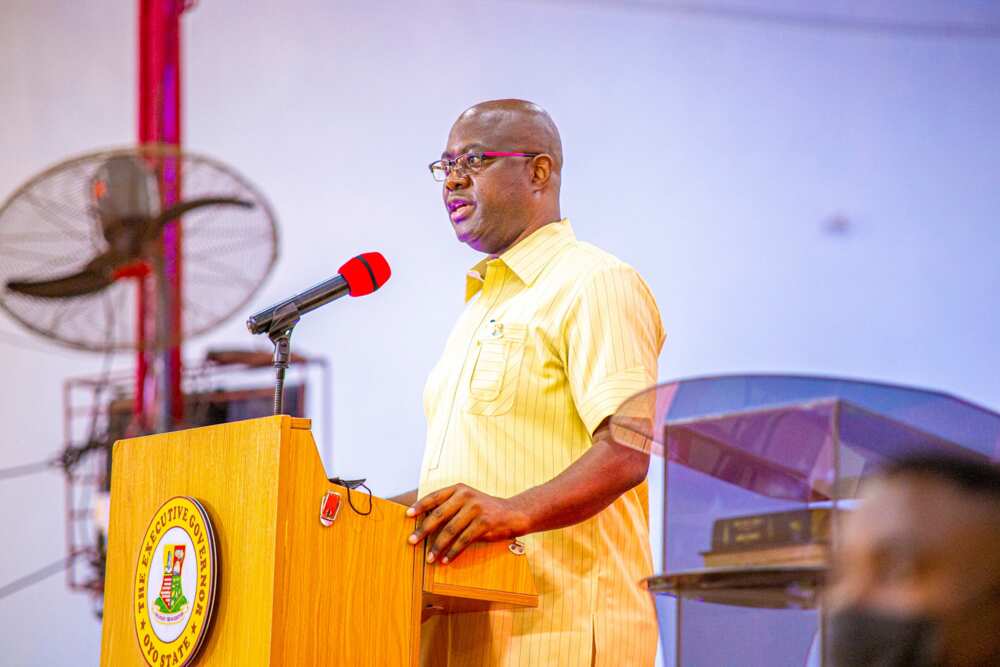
[465,219,574,302]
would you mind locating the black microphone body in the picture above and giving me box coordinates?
[247,274,349,335]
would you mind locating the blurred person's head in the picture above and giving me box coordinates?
[826,455,1000,667]
[436,99,562,256]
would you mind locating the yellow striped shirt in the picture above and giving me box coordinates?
[418,219,664,666]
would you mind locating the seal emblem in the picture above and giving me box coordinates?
[133,496,217,667]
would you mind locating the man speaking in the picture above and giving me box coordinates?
[405,99,663,666]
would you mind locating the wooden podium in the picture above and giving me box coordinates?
[100,416,537,666]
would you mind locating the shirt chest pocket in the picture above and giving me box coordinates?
[466,321,528,416]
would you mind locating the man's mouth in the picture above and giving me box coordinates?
[447,198,475,222]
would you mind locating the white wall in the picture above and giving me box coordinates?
[2,1,999,664]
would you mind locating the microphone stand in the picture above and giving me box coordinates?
[265,301,301,416]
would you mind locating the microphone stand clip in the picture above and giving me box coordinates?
[265,301,301,416]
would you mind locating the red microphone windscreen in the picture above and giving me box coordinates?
[338,252,391,297]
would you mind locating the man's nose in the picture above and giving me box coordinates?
[445,169,469,191]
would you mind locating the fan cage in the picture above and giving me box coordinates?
[0,144,280,353]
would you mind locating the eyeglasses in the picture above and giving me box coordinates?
[428,151,540,182]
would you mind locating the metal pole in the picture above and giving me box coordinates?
[138,0,188,431]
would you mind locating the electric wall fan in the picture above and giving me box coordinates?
[0,144,278,352]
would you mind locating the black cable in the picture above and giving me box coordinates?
[0,328,116,482]
[0,459,55,481]
[329,477,373,516]
[57,438,109,475]
[84,343,117,446]
[0,437,109,482]
[0,555,76,600]
[347,482,373,516]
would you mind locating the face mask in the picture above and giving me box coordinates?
[827,582,1000,667]
[826,606,941,667]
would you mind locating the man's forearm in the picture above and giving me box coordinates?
[406,419,650,564]
[508,421,649,535]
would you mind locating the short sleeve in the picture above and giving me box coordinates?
[562,264,665,435]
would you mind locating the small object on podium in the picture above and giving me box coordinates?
[703,508,833,569]
[711,508,831,552]
[508,539,526,556]
[319,491,342,527]
[701,542,830,568]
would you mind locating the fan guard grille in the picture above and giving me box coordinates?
[0,145,279,352]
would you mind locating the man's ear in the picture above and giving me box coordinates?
[530,154,554,188]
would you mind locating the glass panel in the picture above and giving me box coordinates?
[612,374,1000,460]
[677,600,818,667]
[615,375,1000,667]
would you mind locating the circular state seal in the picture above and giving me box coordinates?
[133,496,218,667]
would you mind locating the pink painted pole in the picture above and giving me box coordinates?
[138,0,187,429]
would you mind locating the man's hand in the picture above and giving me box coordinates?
[406,484,531,565]
[406,420,647,566]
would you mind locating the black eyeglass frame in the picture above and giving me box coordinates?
[428,151,542,182]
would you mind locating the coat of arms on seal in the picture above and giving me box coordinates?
[133,496,217,667]
[153,544,188,621]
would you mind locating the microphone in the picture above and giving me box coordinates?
[246,252,390,335]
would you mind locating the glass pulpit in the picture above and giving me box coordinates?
[611,374,1000,667]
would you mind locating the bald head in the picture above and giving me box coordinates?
[453,99,563,172]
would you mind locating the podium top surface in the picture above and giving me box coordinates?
[610,374,1000,500]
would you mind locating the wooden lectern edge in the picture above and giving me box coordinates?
[421,540,539,612]
[288,416,311,430]
[424,580,538,607]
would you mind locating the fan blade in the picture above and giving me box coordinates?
[7,267,113,299]
[9,197,256,300]
[150,197,254,234]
